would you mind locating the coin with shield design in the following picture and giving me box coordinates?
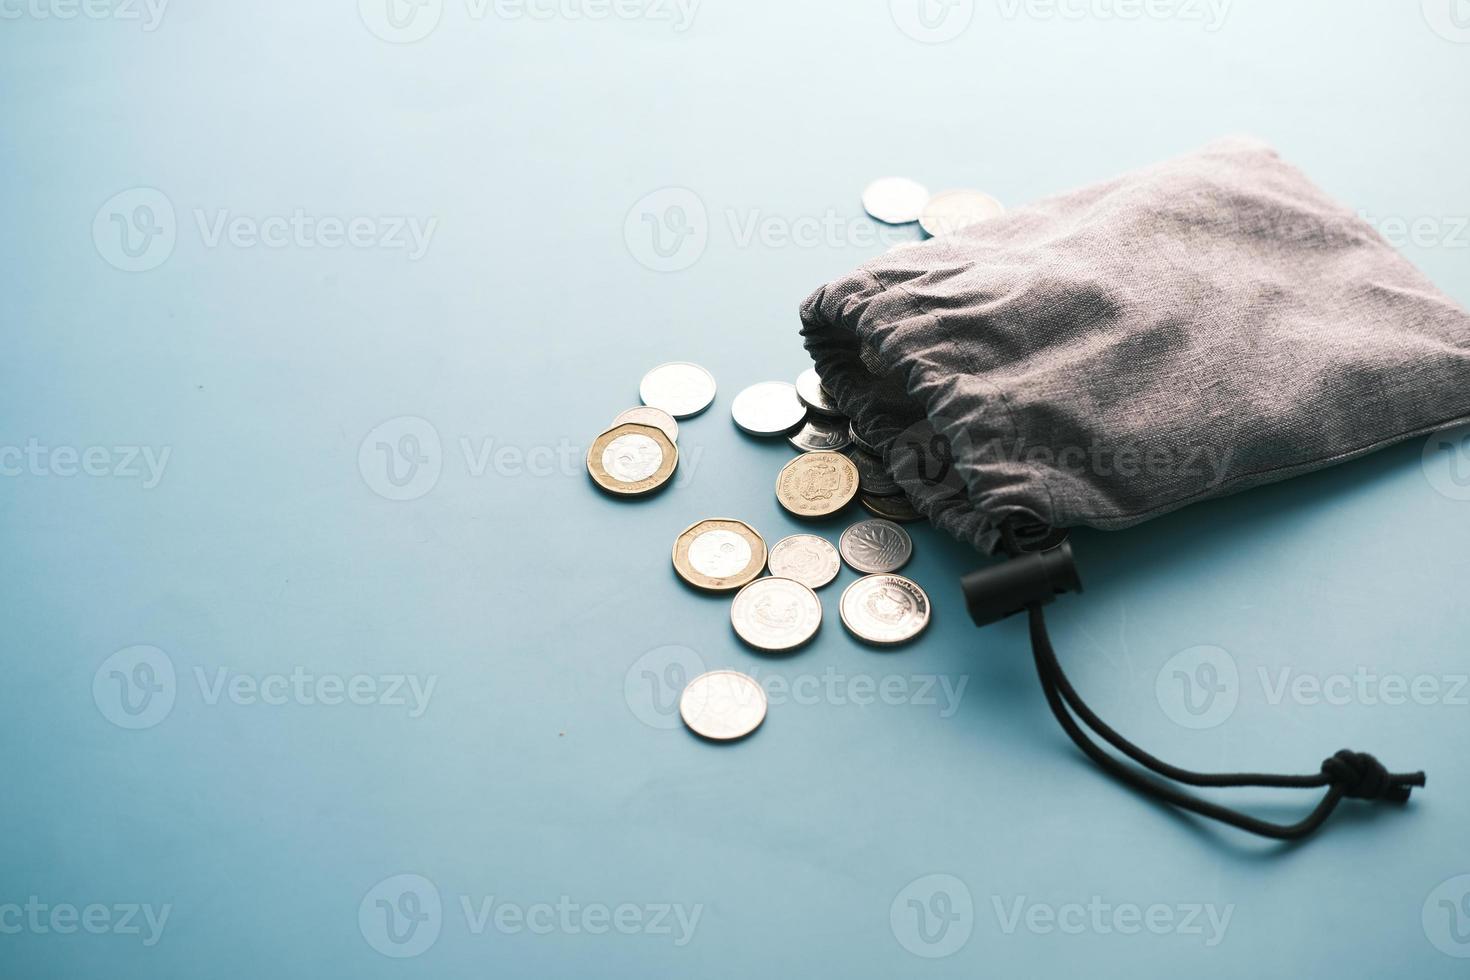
[839,574,931,646]
[730,577,823,652]
[776,451,860,519]
[767,534,841,590]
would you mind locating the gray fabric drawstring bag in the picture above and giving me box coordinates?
[800,138,1470,840]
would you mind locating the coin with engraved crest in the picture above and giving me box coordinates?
[839,574,931,646]
[679,670,767,741]
[672,519,767,592]
[767,534,841,590]
[611,406,679,443]
[839,519,913,574]
[788,416,853,453]
[776,452,859,519]
[731,577,823,653]
[639,362,717,419]
[586,423,678,497]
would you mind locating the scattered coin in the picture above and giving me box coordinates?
[846,447,901,497]
[732,381,808,437]
[849,421,884,457]
[586,423,678,497]
[776,452,860,519]
[862,177,931,225]
[639,362,717,419]
[672,519,768,592]
[795,367,843,418]
[611,406,679,443]
[731,577,823,652]
[788,416,853,453]
[680,670,767,741]
[860,491,923,524]
[767,534,842,590]
[839,519,914,574]
[839,574,932,646]
[919,189,1006,238]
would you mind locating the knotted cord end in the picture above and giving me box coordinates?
[1322,750,1427,804]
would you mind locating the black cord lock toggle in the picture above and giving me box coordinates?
[963,540,1083,628]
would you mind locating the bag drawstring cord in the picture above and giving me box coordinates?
[1026,602,1426,840]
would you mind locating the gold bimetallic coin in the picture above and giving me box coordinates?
[776,451,860,519]
[672,519,768,593]
[587,423,678,497]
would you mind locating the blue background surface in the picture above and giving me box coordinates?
[3,0,1470,976]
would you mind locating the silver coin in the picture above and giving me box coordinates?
[639,362,717,419]
[919,189,1005,238]
[849,421,883,457]
[795,367,843,418]
[839,519,913,574]
[768,534,841,590]
[731,577,823,653]
[680,670,767,741]
[788,416,853,453]
[611,406,679,443]
[862,177,930,225]
[731,381,808,437]
[839,574,931,646]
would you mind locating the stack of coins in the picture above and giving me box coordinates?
[586,362,717,498]
[596,359,937,743]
